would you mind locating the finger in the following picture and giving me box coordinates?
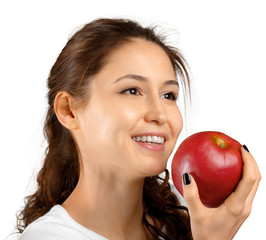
[244,151,261,206]
[182,173,206,219]
[224,146,258,211]
[243,174,261,218]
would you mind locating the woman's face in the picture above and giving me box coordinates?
[73,39,183,179]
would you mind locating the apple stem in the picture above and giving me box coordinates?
[216,138,226,148]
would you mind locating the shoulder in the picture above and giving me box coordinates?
[17,205,107,240]
[18,221,58,240]
[17,205,72,240]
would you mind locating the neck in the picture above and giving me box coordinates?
[62,163,149,240]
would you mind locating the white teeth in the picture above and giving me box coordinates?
[132,135,165,144]
[141,136,147,142]
[152,136,158,142]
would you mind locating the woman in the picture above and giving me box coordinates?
[16,18,260,240]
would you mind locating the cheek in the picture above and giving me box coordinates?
[79,101,138,154]
[170,106,183,140]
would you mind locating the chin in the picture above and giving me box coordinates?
[141,158,168,177]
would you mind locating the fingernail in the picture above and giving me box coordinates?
[183,173,191,185]
[243,145,249,152]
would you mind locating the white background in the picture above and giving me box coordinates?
[1,0,265,239]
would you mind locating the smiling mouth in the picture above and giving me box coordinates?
[131,136,165,152]
[131,135,165,144]
[130,133,168,153]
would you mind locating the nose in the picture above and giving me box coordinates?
[144,97,167,125]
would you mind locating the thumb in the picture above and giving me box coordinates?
[182,173,206,216]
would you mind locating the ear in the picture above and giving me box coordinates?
[54,91,79,130]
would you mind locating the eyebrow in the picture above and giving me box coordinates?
[112,74,179,87]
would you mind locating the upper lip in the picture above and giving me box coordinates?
[131,132,168,141]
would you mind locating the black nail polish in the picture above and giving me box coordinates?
[243,145,249,152]
[183,173,191,185]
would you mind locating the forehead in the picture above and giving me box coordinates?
[100,39,176,80]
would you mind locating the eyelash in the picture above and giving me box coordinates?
[120,87,178,101]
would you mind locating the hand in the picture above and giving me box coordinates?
[183,146,261,240]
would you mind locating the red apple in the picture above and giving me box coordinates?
[171,131,243,208]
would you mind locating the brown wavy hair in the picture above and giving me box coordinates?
[16,18,193,239]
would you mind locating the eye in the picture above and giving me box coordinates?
[121,88,141,96]
[161,92,177,101]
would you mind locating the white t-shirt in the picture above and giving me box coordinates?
[18,205,108,240]
[18,185,184,240]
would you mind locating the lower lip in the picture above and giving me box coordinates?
[133,140,165,152]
